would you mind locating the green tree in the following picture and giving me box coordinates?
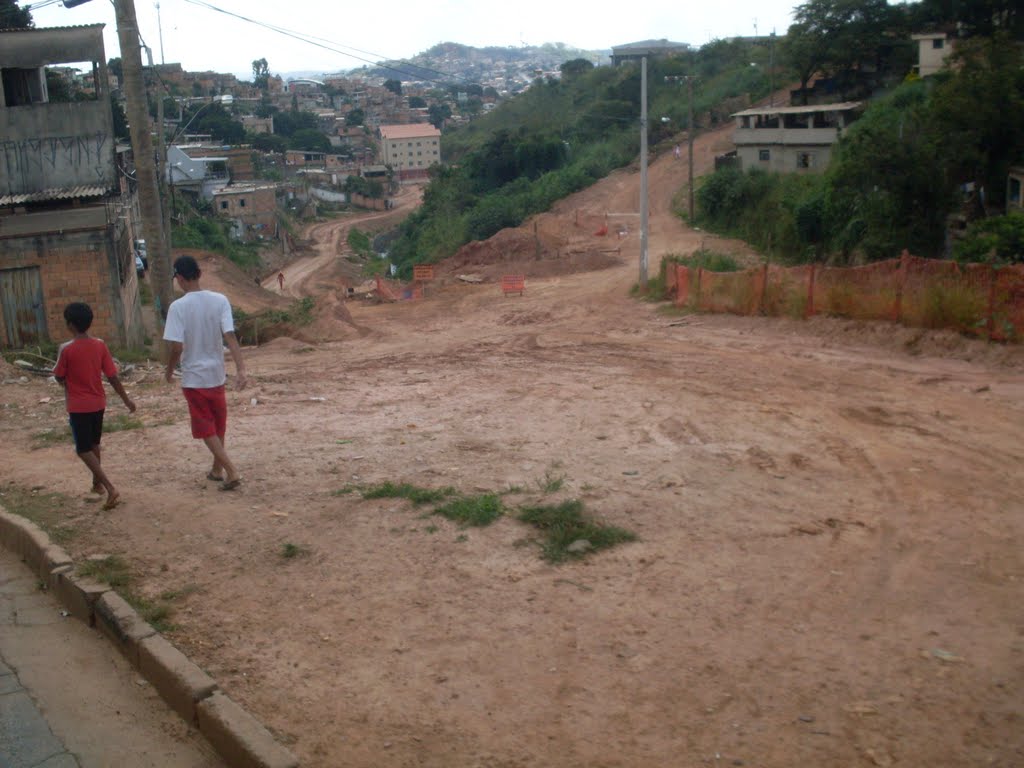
[289,128,330,153]
[427,103,451,129]
[560,58,594,79]
[408,95,427,108]
[252,58,270,90]
[0,0,32,28]
[383,78,402,95]
[251,133,287,153]
[345,108,365,127]
[107,57,123,83]
[111,95,130,140]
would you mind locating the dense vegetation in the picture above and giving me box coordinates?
[697,30,1024,264]
[386,38,791,277]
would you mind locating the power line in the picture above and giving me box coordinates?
[181,0,479,87]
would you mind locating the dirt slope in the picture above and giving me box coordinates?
[2,119,1022,768]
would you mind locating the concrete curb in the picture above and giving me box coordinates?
[0,507,299,768]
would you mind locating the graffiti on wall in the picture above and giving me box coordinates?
[0,131,111,193]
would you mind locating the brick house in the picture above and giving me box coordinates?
[0,25,144,349]
[210,185,277,241]
[378,124,441,182]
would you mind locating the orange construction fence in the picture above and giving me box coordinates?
[673,251,1024,341]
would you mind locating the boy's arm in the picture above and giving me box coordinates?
[107,375,136,412]
[165,341,183,383]
[223,332,247,389]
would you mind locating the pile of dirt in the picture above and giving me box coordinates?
[175,249,289,315]
[439,227,623,282]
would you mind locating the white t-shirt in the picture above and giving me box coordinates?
[163,290,235,389]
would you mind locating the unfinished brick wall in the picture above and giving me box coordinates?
[0,227,143,349]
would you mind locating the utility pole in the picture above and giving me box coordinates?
[113,0,171,318]
[666,75,698,221]
[144,46,171,292]
[639,56,649,289]
[687,75,695,222]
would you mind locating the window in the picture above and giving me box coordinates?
[220,201,229,210]
[239,199,246,208]
[932,38,944,49]
[1010,178,1022,205]
[797,152,816,169]
[758,149,770,162]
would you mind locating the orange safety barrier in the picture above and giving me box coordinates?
[502,275,525,296]
[674,251,1023,341]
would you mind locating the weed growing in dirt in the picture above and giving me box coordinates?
[78,555,176,631]
[281,542,310,559]
[517,499,636,563]
[433,494,503,527]
[0,483,76,543]
[78,555,132,587]
[455,534,469,543]
[32,427,70,448]
[361,482,457,505]
[536,469,566,494]
[425,524,439,534]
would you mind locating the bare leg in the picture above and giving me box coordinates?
[202,435,238,484]
[78,450,119,509]
[89,445,104,492]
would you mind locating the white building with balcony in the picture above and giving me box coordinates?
[731,102,862,173]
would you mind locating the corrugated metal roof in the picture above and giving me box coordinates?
[0,186,108,206]
[732,102,863,117]
[0,24,105,33]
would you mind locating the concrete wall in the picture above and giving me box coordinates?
[737,144,835,173]
[0,26,114,196]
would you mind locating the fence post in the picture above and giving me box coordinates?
[696,267,704,311]
[756,263,768,315]
[806,264,816,318]
[987,264,998,341]
[894,249,910,323]
[677,266,690,308]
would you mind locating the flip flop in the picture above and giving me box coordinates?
[102,496,121,511]
[206,472,224,482]
[220,479,241,491]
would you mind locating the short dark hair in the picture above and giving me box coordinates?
[172,255,201,280]
[64,302,93,333]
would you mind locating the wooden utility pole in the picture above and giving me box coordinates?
[687,75,695,222]
[113,0,171,319]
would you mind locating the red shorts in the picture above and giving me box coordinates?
[182,386,227,440]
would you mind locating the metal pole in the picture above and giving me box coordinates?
[687,76,695,222]
[114,0,171,319]
[639,56,649,289]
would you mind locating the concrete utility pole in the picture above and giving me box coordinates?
[113,0,171,319]
[144,46,172,295]
[639,56,649,290]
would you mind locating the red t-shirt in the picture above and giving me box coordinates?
[53,337,117,413]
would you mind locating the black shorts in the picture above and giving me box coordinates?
[69,410,104,454]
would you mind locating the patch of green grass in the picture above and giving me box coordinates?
[77,555,133,587]
[127,593,176,633]
[517,499,637,563]
[502,484,526,495]
[32,427,70,448]
[159,584,200,602]
[455,534,469,543]
[0,483,76,542]
[668,248,742,273]
[104,414,145,433]
[425,524,439,534]
[109,345,154,364]
[281,542,309,559]
[433,493,503,527]
[331,485,357,496]
[361,482,457,505]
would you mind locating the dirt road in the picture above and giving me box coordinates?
[1,122,1021,767]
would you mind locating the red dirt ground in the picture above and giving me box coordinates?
[2,117,1022,767]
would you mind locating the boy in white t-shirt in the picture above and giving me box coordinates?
[163,255,247,490]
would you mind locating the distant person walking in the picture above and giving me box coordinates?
[277,271,285,292]
[53,302,136,510]
[673,144,681,160]
[164,256,247,490]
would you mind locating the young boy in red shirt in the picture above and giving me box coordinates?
[53,302,136,510]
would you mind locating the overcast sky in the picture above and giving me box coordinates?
[29,0,799,78]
